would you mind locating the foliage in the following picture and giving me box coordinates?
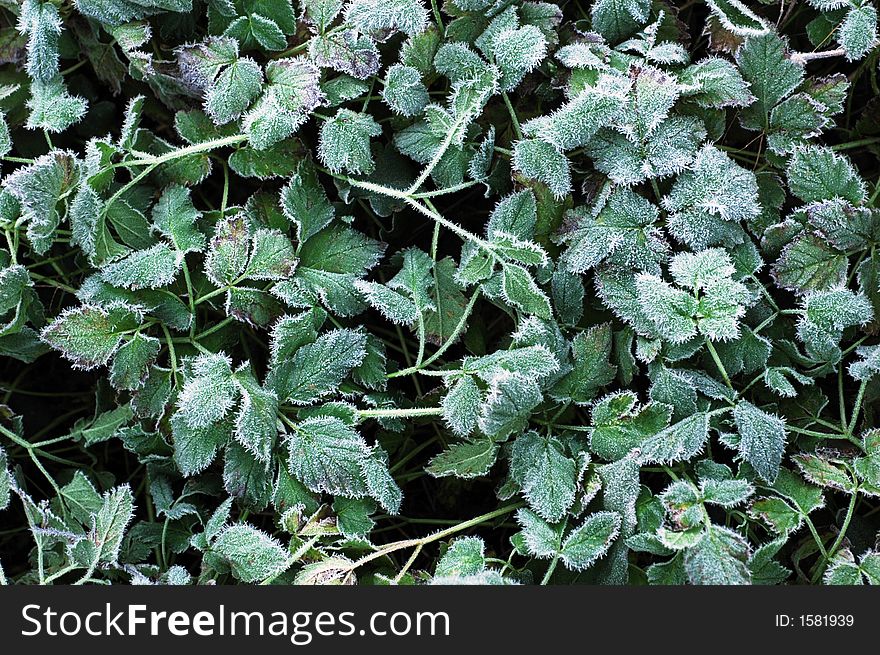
[0,0,880,587]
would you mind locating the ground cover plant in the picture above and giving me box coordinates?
[0,0,880,586]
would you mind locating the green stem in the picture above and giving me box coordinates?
[704,339,734,390]
[811,489,859,583]
[388,288,480,378]
[342,502,525,579]
[541,554,560,585]
[356,407,444,419]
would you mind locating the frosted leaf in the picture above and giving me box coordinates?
[786,145,866,204]
[318,109,382,175]
[442,375,482,437]
[559,188,663,274]
[501,262,553,319]
[531,74,630,151]
[243,57,325,150]
[590,0,651,42]
[683,526,751,584]
[344,0,429,39]
[100,243,182,290]
[212,524,289,583]
[663,145,761,226]
[269,327,367,404]
[634,274,698,344]
[678,57,755,108]
[26,77,87,133]
[639,412,710,464]
[18,0,62,83]
[509,431,578,522]
[152,184,205,253]
[705,0,770,36]
[176,352,236,429]
[382,64,429,116]
[309,29,380,79]
[232,367,278,463]
[511,138,571,199]
[493,25,547,91]
[560,511,621,571]
[586,116,705,186]
[734,400,786,483]
[478,371,542,440]
[549,323,617,405]
[354,280,418,325]
[287,416,370,496]
[839,3,878,61]
[204,57,262,124]
[736,32,804,132]
[589,391,672,461]
[669,248,736,291]
[40,303,141,370]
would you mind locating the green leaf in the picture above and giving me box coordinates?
[109,333,160,390]
[683,526,751,585]
[152,184,205,253]
[786,145,866,204]
[245,229,297,280]
[501,263,552,319]
[91,484,135,565]
[287,416,369,497]
[590,0,651,42]
[590,392,672,461]
[269,328,366,404]
[287,223,385,316]
[551,323,617,405]
[26,77,87,133]
[318,108,382,175]
[478,372,542,440]
[426,438,499,478]
[435,537,485,578]
[559,188,664,274]
[171,415,229,476]
[560,511,622,571]
[736,32,804,132]
[280,163,335,243]
[771,233,848,293]
[100,243,181,290]
[224,442,272,510]
[41,304,140,370]
[212,524,288,583]
[232,367,278,463]
[176,352,237,429]
[510,431,578,522]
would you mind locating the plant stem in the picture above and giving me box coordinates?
[356,406,444,419]
[342,502,525,579]
[811,489,859,583]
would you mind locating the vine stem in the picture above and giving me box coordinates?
[790,48,846,64]
[125,134,248,167]
[341,502,525,581]
[388,288,480,378]
[811,489,859,584]
[704,339,734,390]
[356,406,444,419]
